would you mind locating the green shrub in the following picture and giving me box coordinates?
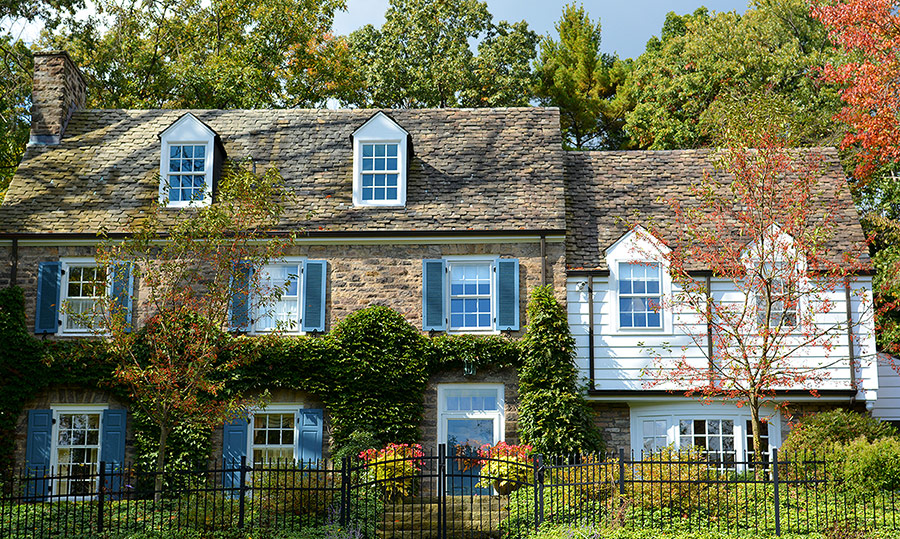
[518,286,604,455]
[842,436,900,492]
[782,410,897,456]
[628,446,716,511]
[175,491,240,530]
[252,466,336,523]
[501,485,539,538]
[331,430,378,460]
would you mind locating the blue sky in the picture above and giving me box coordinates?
[333,0,751,60]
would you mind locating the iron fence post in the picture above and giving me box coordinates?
[97,461,105,533]
[618,448,626,496]
[238,455,247,529]
[340,456,349,527]
[534,454,544,530]
[438,444,446,539]
[773,448,781,536]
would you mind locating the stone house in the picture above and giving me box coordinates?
[0,52,890,488]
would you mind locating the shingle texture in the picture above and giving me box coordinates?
[0,108,566,234]
[565,149,870,271]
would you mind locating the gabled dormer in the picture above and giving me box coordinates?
[351,112,409,208]
[158,113,223,208]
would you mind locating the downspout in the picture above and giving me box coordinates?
[588,277,595,391]
[706,275,714,386]
[10,238,17,286]
[845,278,857,399]
[540,235,547,287]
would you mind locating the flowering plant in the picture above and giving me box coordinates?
[472,441,533,494]
[359,443,425,500]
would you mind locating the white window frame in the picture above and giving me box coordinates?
[616,261,664,330]
[59,258,110,336]
[436,384,505,454]
[352,112,408,208]
[605,227,673,334]
[159,114,215,208]
[247,404,305,466]
[445,256,501,335]
[629,403,782,466]
[49,404,107,501]
[251,258,306,335]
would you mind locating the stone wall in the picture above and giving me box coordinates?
[8,240,565,339]
[14,386,133,470]
[589,402,631,454]
[419,367,519,452]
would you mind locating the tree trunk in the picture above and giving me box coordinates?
[153,425,169,502]
[750,400,764,479]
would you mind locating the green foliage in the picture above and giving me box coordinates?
[252,466,336,523]
[344,0,537,108]
[781,409,898,455]
[842,436,900,492]
[0,36,31,196]
[42,0,350,109]
[534,3,633,150]
[624,1,841,150]
[518,286,603,455]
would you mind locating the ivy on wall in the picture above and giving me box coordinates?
[0,289,523,470]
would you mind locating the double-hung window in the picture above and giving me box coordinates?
[360,143,400,203]
[254,263,303,333]
[618,262,662,329]
[422,258,519,333]
[61,263,107,333]
[449,263,493,331]
[252,412,296,465]
[756,277,797,328]
[679,419,736,466]
[352,112,408,207]
[159,113,216,208]
[54,411,102,496]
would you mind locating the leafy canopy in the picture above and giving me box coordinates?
[344,0,537,108]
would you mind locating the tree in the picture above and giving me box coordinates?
[637,129,869,458]
[533,3,632,150]
[81,161,292,493]
[343,0,537,108]
[812,0,900,181]
[518,286,604,455]
[625,0,841,150]
[0,37,31,197]
[42,0,351,108]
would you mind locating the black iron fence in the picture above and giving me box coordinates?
[2,447,899,538]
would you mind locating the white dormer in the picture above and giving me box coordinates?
[351,112,409,208]
[605,226,673,333]
[158,113,217,208]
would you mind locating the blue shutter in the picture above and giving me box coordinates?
[230,262,252,331]
[111,263,134,331]
[496,259,520,331]
[297,409,323,465]
[100,409,127,499]
[302,261,327,333]
[35,262,61,334]
[25,409,52,501]
[222,417,248,492]
[422,259,446,331]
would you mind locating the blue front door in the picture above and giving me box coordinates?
[440,385,504,495]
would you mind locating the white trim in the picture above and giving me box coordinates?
[352,112,409,208]
[2,234,566,248]
[159,114,216,208]
[444,256,501,335]
[436,384,505,454]
[58,258,110,336]
[628,401,782,460]
[250,257,307,335]
[246,403,305,464]
[605,228,673,335]
[48,405,108,501]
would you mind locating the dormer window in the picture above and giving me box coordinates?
[158,113,219,208]
[352,112,408,207]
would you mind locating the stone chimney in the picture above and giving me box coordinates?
[30,51,87,145]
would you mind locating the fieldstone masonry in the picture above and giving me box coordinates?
[589,402,631,454]
[30,52,87,144]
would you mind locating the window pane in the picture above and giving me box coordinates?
[386,144,397,157]
[194,145,205,158]
[375,144,385,157]
[183,146,193,158]
[363,144,373,157]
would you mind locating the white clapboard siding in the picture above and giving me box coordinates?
[568,275,877,395]
[872,354,900,421]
